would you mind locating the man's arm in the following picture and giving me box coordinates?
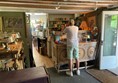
[62,27,67,34]
[60,27,67,40]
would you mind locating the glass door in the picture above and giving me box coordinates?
[100,11,118,69]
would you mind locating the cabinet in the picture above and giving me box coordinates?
[52,41,97,72]
[79,42,96,62]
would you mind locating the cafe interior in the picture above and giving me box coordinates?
[0,0,118,83]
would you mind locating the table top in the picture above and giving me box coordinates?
[0,66,48,83]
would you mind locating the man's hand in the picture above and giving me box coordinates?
[60,36,63,40]
[60,34,67,40]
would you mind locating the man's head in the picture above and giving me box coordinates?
[70,19,75,26]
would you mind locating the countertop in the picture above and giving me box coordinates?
[54,40,97,46]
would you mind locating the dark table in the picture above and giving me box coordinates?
[0,66,49,83]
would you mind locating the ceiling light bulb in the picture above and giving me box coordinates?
[55,6,60,10]
[94,7,97,10]
[55,7,58,10]
[94,1,97,11]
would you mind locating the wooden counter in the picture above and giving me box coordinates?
[51,41,97,72]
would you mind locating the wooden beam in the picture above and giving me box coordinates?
[0,1,115,8]
[0,0,117,12]
[0,3,94,10]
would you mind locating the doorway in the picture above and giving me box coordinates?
[100,11,118,75]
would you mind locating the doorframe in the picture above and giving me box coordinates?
[100,11,118,69]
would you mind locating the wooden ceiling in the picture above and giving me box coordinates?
[0,0,117,13]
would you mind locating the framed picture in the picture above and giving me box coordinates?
[3,17,23,28]
[87,16,96,30]
[0,17,2,32]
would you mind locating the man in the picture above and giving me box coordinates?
[60,19,80,76]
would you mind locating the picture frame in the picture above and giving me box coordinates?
[87,16,96,30]
[3,17,23,28]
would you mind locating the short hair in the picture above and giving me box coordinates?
[70,19,75,25]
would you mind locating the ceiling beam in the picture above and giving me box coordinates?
[0,0,117,4]
[0,3,96,10]
[0,1,110,8]
[0,1,116,8]
[0,0,117,13]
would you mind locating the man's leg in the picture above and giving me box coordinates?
[74,47,80,75]
[76,58,80,70]
[75,58,80,75]
[69,59,73,72]
[66,46,73,76]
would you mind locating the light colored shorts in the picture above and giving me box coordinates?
[67,46,79,59]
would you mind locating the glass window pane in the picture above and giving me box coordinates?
[103,15,118,56]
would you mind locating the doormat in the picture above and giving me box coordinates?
[86,69,118,83]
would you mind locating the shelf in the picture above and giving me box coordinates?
[48,17,72,28]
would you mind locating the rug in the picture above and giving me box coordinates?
[47,67,100,83]
[86,69,118,83]
[108,67,118,75]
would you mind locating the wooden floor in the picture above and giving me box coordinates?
[32,39,54,68]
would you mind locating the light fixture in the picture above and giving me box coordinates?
[94,7,97,10]
[55,6,60,10]
[55,2,60,10]
[94,1,98,10]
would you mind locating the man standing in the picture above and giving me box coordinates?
[60,19,80,76]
